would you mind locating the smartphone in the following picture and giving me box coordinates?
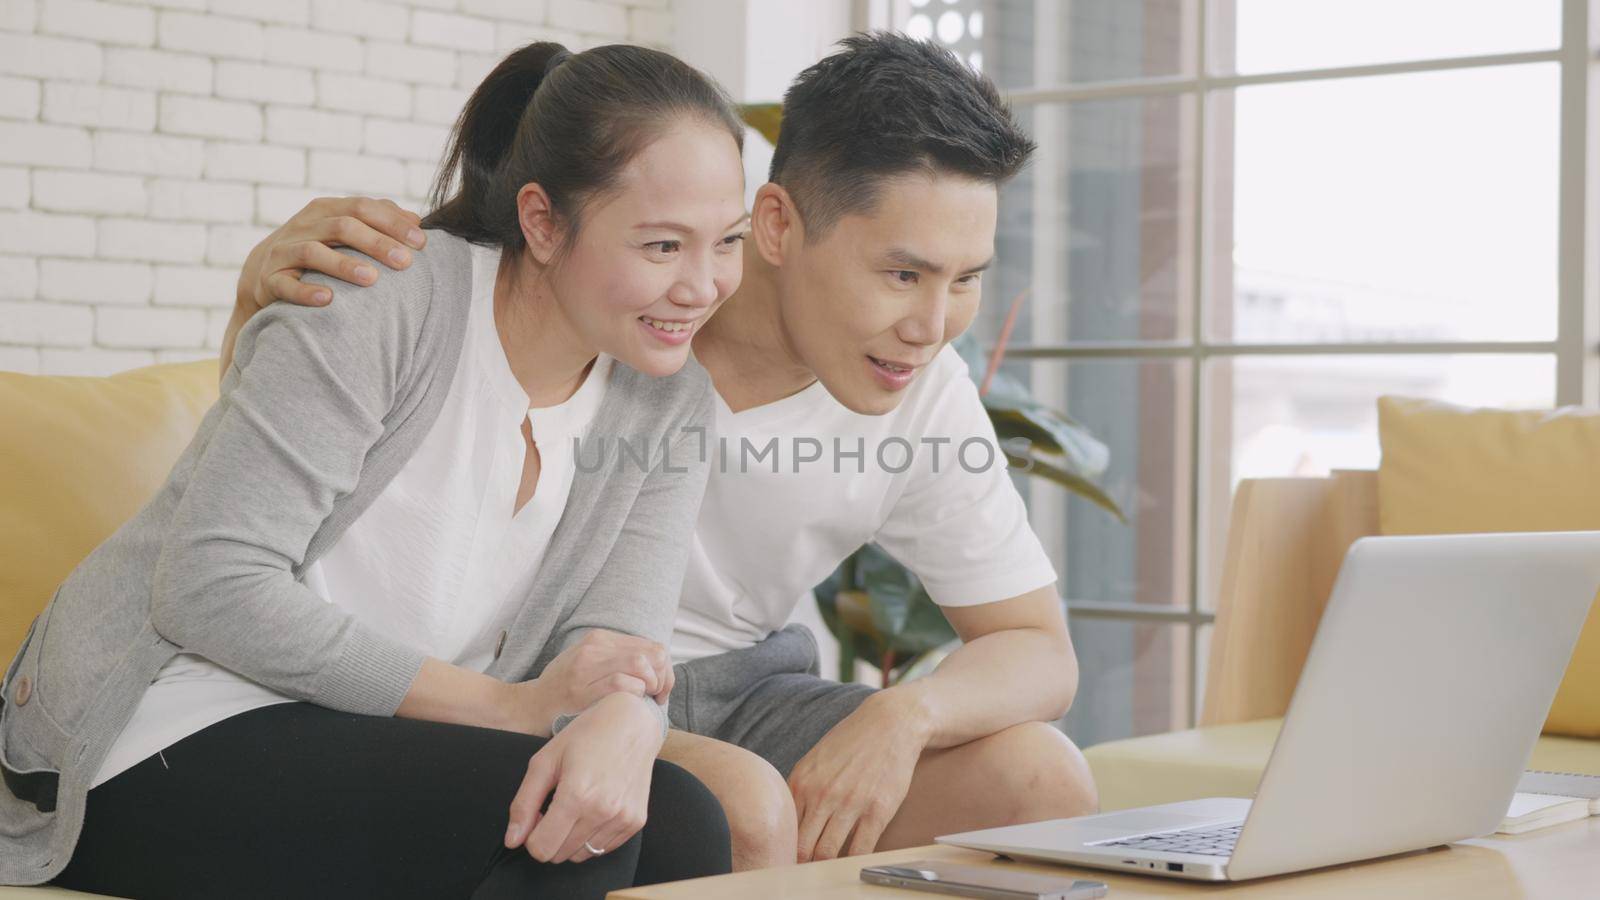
[860,860,1108,900]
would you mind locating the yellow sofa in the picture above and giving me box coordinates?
[1085,396,1600,811]
[1,360,220,898]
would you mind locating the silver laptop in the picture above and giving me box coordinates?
[938,532,1600,882]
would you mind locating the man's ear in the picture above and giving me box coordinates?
[516,183,562,265]
[750,181,803,267]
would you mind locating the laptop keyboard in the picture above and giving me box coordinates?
[1096,822,1242,857]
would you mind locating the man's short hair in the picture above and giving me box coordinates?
[768,31,1036,240]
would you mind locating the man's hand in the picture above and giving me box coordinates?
[238,196,424,312]
[222,197,423,378]
[504,692,664,864]
[788,686,933,862]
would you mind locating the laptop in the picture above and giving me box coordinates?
[938,532,1600,882]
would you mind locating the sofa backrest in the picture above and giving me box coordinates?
[0,360,220,668]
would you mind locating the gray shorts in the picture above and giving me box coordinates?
[668,624,877,777]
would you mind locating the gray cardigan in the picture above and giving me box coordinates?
[0,229,715,885]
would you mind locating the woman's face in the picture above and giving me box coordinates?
[547,119,748,378]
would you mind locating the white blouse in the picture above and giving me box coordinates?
[92,242,612,787]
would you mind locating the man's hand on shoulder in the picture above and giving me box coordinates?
[222,197,426,376]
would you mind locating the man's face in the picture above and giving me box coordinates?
[777,172,997,416]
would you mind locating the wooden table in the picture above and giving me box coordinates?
[610,815,1600,899]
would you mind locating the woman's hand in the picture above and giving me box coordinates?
[237,196,425,312]
[504,692,665,864]
[535,630,675,719]
[496,630,674,737]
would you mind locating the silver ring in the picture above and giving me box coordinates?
[583,841,606,856]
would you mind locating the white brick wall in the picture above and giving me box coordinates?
[43,83,158,131]
[39,258,153,304]
[0,210,96,256]
[0,0,674,375]
[215,61,315,105]
[38,0,157,47]
[103,47,212,94]
[0,255,41,299]
[33,169,147,214]
[0,75,42,119]
[317,72,411,118]
[0,167,29,208]
[1,121,93,167]
[205,140,305,185]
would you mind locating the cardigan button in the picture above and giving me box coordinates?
[494,630,507,660]
[12,675,30,706]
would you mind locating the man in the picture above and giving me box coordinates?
[226,33,1098,870]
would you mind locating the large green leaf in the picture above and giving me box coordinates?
[814,545,959,682]
[953,333,1111,479]
[1002,449,1126,522]
[855,545,958,656]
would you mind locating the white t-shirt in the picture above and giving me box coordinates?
[671,344,1057,663]
[93,243,611,787]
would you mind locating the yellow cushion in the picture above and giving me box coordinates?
[0,360,219,667]
[1086,719,1600,812]
[1378,395,1600,739]
[1084,719,1280,811]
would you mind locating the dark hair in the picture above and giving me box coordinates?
[768,31,1035,240]
[424,42,743,253]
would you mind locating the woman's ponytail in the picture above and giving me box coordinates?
[424,42,571,243]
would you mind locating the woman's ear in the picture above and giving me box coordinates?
[750,182,802,268]
[516,183,562,265]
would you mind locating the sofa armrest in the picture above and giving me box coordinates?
[1200,470,1378,726]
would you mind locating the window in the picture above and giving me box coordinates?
[891,0,1600,748]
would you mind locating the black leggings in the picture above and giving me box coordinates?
[51,703,731,899]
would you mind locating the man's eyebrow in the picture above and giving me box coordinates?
[883,249,996,276]
[884,247,944,274]
[636,213,752,234]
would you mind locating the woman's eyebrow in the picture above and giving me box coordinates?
[636,213,752,234]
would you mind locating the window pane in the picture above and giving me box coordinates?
[903,0,987,74]
[1198,353,1556,609]
[1218,0,1560,76]
[1062,618,1191,747]
[982,97,1194,347]
[986,0,1195,89]
[1210,64,1559,343]
[1001,357,1191,607]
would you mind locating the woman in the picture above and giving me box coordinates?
[0,41,750,898]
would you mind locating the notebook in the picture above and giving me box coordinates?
[1496,770,1600,835]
